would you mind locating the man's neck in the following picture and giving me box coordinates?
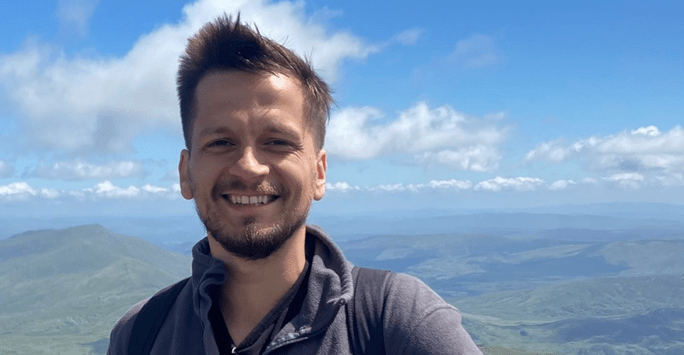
[207,227,308,346]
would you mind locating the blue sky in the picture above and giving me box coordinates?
[1,0,683,220]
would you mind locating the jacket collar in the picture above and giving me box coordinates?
[188,225,354,338]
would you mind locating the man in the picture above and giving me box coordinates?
[107,14,482,355]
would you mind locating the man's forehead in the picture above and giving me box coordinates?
[191,70,314,137]
[195,119,302,137]
[195,71,304,114]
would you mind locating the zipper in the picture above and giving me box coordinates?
[262,304,344,354]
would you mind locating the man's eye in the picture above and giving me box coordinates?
[207,139,232,147]
[266,140,290,146]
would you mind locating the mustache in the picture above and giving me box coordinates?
[212,179,283,197]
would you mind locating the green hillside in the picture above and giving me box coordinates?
[2,225,683,354]
[0,225,192,354]
[457,276,684,355]
[340,233,684,354]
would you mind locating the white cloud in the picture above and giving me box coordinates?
[365,179,472,192]
[26,160,145,180]
[548,179,576,190]
[369,183,424,193]
[327,102,507,171]
[426,179,472,190]
[82,181,180,199]
[56,0,100,37]
[603,173,644,189]
[0,0,378,154]
[142,184,169,194]
[474,176,545,192]
[0,182,35,197]
[631,126,661,137]
[0,182,61,200]
[82,181,183,199]
[449,34,502,69]
[0,160,14,178]
[84,181,141,198]
[1,180,183,201]
[325,181,360,192]
[415,146,500,172]
[526,126,684,174]
[524,140,580,162]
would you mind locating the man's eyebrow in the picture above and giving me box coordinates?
[195,123,301,138]
[262,121,300,137]
[196,127,233,138]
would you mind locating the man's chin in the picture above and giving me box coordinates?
[208,219,306,261]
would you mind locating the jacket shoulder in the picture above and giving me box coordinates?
[382,273,483,355]
[107,297,150,355]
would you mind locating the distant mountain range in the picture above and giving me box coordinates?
[340,232,684,354]
[2,202,683,244]
[1,221,683,354]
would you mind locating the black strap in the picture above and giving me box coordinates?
[128,277,190,355]
[346,266,393,355]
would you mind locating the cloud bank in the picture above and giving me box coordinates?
[0,0,378,154]
[0,181,180,201]
[326,102,508,171]
[526,125,684,174]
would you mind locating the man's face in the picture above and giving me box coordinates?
[178,71,326,260]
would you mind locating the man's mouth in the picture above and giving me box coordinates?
[223,194,279,205]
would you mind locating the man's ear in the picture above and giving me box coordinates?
[313,148,327,201]
[179,149,193,200]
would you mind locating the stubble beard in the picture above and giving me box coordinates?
[195,180,311,260]
[198,207,308,260]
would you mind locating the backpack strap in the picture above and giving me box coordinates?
[128,277,190,355]
[346,266,393,355]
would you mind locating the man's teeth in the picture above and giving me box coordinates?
[228,195,274,205]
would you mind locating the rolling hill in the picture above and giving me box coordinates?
[341,233,684,354]
[457,276,684,354]
[0,225,191,354]
[2,223,683,354]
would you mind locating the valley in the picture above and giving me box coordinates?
[1,209,683,354]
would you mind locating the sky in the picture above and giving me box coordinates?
[1,0,683,223]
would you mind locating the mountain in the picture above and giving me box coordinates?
[0,224,191,355]
[340,233,684,298]
[2,222,683,354]
[340,233,684,354]
[3,203,684,244]
[457,276,684,355]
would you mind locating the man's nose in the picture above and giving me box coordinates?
[231,146,269,180]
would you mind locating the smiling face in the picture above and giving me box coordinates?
[179,71,326,260]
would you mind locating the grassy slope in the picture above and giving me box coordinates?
[3,226,683,354]
[0,225,192,354]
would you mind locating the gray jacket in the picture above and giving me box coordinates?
[107,225,482,354]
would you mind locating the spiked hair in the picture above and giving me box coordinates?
[177,14,332,150]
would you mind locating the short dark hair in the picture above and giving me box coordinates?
[177,14,332,151]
